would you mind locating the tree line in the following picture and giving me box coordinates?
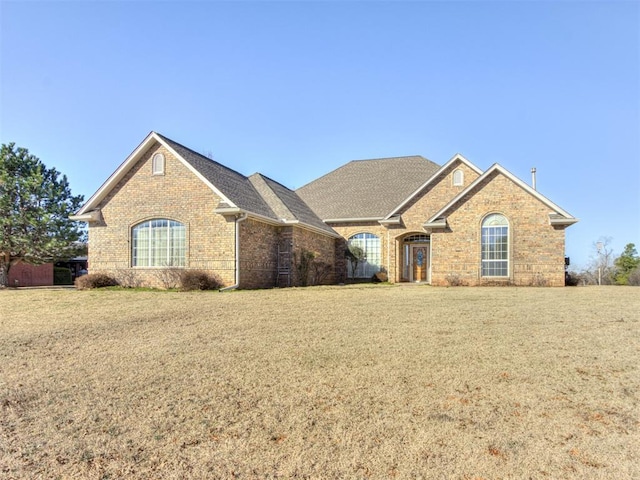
[568,238,640,286]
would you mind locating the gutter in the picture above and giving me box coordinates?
[219,212,248,291]
[323,217,384,223]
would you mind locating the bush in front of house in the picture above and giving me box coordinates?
[372,271,388,283]
[179,270,223,291]
[75,273,119,290]
[445,273,467,286]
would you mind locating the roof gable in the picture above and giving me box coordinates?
[296,155,441,221]
[384,153,483,219]
[74,132,337,236]
[250,174,337,236]
[76,132,241,215]
[425,163,578,225]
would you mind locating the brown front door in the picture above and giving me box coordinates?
[412,245,428,282]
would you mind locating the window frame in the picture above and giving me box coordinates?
[452,169,464,186]
[152,153,165,175]
[131,218,186,268]
[481,213,509,278]
[347,232,381,278]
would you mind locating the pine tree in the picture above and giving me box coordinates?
[0,143,84,286]
[614,243,640,285]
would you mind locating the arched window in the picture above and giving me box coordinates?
[481,213,509,277]
[347,233,381,278]
[132,219,186,267]
[152,153,165,175]
[452,169,464,186]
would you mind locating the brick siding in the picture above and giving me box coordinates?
[87,148,568,289]
[329,162,568,286]
[88,142,236,288]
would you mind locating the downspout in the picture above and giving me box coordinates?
[220,212,248,291]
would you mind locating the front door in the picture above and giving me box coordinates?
[411,245,429,282]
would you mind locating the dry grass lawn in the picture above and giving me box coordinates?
[1,285,638,479]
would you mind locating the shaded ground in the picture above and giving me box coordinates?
[1,285,638,479]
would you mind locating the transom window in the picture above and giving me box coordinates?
[404,234,430,243]
[132,219,186,267]
[152,153,165,175]
[347,232,381,278]
[481,213,509,277]
[453,169,464,186]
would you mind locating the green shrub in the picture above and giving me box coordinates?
[75,273,119,290]
[54,267,72,285]
[179,270,223,291]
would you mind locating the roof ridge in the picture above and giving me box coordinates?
[248,174,295,221]
[251,172,292,191]
[350,154,433,163]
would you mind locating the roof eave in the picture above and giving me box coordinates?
[215,208,339,237]
[423,219,447,230]
[378,216,403,226]
[549,217,579,226]
[214,206,244,216]
[291,221,342,238]
[324,217,385,223]
[69,210,102,223]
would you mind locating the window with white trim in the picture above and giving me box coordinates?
[347,233,381,278]
[132,219,186,267]
[452,169,464,186]
[152,153,165,175]
[481,213,509,277]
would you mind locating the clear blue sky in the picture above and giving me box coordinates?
[1,1,638,269]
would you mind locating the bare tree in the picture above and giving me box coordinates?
[582,237,615,285]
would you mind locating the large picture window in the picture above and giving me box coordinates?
[132,219,186,267]
[481,213,509,277]
[347,233,381,278]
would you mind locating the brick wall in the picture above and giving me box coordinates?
[328,163,568,286]
[88,142,236,288]
[329,161,480,283]
[429,170,567,286]
[236,222,337,288]
[291,227,337,286]
[238,218,279,289]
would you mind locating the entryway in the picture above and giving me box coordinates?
[402,234,431,283]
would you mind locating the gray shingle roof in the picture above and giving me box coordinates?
[296,156,441,220]
[252,174,336,235]
[158,134,277,220]
[158,134,335,235]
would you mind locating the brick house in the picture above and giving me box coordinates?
[71,132,577,288]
